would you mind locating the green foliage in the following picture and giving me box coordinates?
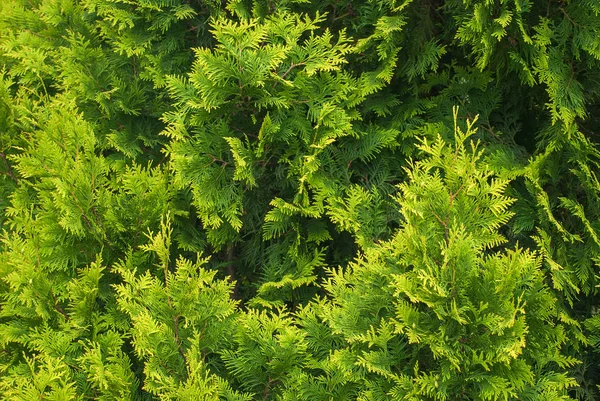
[1,0,600,399]
[287,115,580,400]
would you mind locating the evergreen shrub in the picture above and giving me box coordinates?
[1,0,600,399]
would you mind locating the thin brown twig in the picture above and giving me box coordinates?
[173,314,188,367]
[263,376,274,400]
[559,7,582,28]
[272,62,306,89]
[50,290,69,321]
[0,152,18,183]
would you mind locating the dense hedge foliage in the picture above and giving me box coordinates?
[1,0,600,399]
